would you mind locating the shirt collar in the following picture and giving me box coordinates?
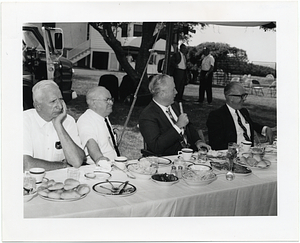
[34,109,50,127]
[153,98,170,112]
[88,109,105,121]
[226,103,237,116]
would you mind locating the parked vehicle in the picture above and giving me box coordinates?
[23,24,76,110]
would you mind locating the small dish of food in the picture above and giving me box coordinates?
[151,173,179,186]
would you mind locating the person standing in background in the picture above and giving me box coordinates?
[171,43,188,102]
[198,47,215,105]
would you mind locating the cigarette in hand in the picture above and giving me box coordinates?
[179,102,183,114]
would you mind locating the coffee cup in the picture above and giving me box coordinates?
[29,167,45,183]
[114,156,128,170]
[178,148,193,161]
[241,141,252,153]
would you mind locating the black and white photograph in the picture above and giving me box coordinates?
[1,1,299,242]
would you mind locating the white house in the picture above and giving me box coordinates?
[43,22,172,74]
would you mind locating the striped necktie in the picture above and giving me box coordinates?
[166,107,189,147]
[235,110,251,141]
[104,118,121,156]
[166,107,177,124]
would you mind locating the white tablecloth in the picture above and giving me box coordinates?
[24,152,277,218]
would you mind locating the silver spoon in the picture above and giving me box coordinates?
[112,164,136,179]
[106,179,120,191]
[99,185,119,193]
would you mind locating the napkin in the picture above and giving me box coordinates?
[95,160,112,172]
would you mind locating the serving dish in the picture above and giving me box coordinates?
[38,192,88,202]
[182,169,217,186]
[138,156,172,166]
[151,173,179,186]
[93,181,136,196]
[206,150,227,159]
[188,164,212,171]
[210,160,252,176]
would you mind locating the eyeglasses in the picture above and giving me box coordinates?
[94,97,114,103]
[229,93,248,100]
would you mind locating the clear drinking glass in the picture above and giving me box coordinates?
[67,168,80,181]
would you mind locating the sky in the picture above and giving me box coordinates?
[188,24,276,65]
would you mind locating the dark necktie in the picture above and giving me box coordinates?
[235,110,251,141]
[104,118,121,156]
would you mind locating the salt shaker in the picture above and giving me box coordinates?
[177,166,183,179]
[170,165,177,176]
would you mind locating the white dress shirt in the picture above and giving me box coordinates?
[153,99,183,135]
[77,109,117,163]
[177,52,186,70]
[23,109,82,162]
[226,104,251,145]
[226,104,267,145]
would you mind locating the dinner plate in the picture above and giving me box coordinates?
[84,171,112,180]
[38,192,88,202]
[210,161,252,176]
[93,181,136,197]
[127,163,155,179]
[24,191,37,202]
[138,157,172,166]
[238,160,271,170]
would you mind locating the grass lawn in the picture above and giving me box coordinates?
[67,68,277,160]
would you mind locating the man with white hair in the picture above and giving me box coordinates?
[23,80,85,171]
[139,74,210,156]
[77,86,120,164]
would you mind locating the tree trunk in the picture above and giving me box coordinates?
[89,22,157,95]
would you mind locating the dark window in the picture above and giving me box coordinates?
[133,24,143,37]
[42,23,55,28]
[92,51,109,70]
[121,23,128,37]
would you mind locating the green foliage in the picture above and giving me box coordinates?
[187,42,276,77]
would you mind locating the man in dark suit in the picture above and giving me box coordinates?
[139,74,210,156]
[206,82,274,150]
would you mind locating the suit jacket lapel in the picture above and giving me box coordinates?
[151,101,173,127]
[240,108,254,141]
[223,105,238,140]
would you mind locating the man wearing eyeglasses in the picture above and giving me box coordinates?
[77,86,119,164]
[206,82,274,150]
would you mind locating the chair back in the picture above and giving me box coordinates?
[98,74,119,101]
[270,81,276,87]
[230,77,240,82]
[252,80,260,85]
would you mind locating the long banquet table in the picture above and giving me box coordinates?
[24,149,277,218]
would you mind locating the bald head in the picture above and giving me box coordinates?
[86,86,113,117]
[224,82,247,110]
[86,86,109,106]
[224,82,243,97]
